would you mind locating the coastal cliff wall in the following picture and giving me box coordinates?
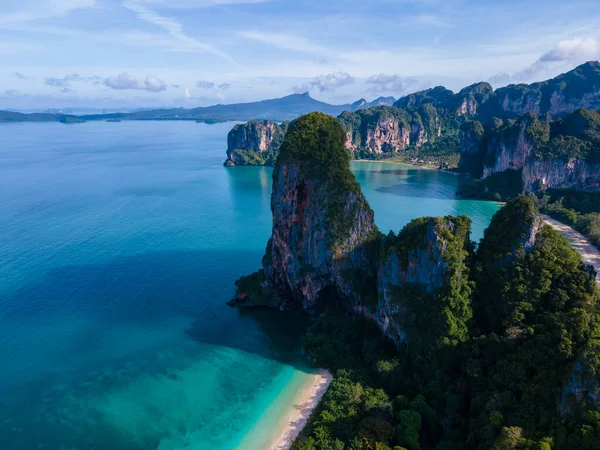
[229,114,600,446]
[232,112,472,349]
[225,120,288,166]
[376,216,472,348]
[459,109,600,193]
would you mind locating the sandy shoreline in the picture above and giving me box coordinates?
[543,215,600,287]
[268,369,333,450]
[354,159,465,176]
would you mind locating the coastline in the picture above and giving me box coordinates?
[268,369,333,450]
[235,368,333,450]
[353,159,466,176]
[542,214,600,287]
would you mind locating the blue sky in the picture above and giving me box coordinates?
[2,0,600,110]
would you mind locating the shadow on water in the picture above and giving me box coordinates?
[0,249,315,450]
[2,248,311,369]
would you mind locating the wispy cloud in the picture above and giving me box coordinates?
[196,80,231,89]
[539,37,599,62]
[44,73,101,88]
[366,74,420,95]
[196,80,215,88]
[12,72,29,80]
[0,0,96,26]
[293,72,354,93]
[104,72,168,92]
[122,0,234,62]
[513,37,600,82]
[137,0,270,7]
[239,30,330,55]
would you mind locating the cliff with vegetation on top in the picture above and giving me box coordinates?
[224,62,600,183]
[228,117,600,448]
[224,120,289,166]
[459,109,600,193]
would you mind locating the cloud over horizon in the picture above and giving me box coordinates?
[1,0,600,109]
[104,72,168,92]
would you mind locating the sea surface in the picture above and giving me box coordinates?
[0,121,499,450]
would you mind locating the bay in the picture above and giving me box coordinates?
[0,121,498,449]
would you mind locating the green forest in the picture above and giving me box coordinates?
[291,197,600,450]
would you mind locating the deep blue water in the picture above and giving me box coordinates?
[0,121,499,450]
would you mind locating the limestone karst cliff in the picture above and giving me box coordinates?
[232,112,380,311]
[224,62,600,190]
[224,120,288,166]
[229,117,600,443]
[231,112,473,349]
[377,216,473,349]
[459,109,600,193]
[338,106,441,157]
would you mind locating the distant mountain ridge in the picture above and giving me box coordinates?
[0,92,398,123]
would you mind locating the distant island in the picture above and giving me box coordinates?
[0,93,395,124]
[229,112,600,450]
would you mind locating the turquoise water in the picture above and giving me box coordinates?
[0,121,499,450]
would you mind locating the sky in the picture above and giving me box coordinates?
[2,0,600,111]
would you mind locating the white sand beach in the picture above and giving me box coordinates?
[543,214,600,287]
[235,368,333,450]
[268,369,333,450]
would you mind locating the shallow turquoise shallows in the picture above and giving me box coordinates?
[0,121,499,450]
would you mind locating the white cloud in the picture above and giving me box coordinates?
[238,30,329,55]
[539,37,599,62]
[291,83,310,94]
[366,74,420,94]
[487,72,511,87]
[122,0,234,62]
[292,72,355,94]
[196,80,231,89]
[104,72,167,92]
[0,0,95,26]
[513,37,600,82]
[44,73,101,88]
[196,80,215,88]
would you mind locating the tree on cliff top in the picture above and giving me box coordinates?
[275,112,361,196]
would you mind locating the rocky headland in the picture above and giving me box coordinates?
[229,111,600,448]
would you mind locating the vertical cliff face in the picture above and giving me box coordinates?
[467,111,600,193]
[225,120,288,166]
[410,123,428,147]
[560,343,600,417]
[231,112,474,350]
[481,115,536,178]
[364,119,411,154]
[259,112,379,311]
[337,106,437,158]
[458,121,485,175]
[494,88,543,117]
[523,158,600,192]
[455,82,494,117]
[376,216,473,348]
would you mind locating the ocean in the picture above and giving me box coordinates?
[0,121,499,449]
